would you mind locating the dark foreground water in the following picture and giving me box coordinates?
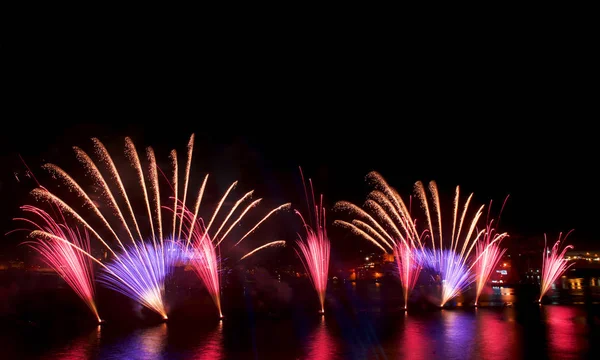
[1,281,600,359]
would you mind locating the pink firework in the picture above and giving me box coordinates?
[189,231,222,318]
[175,194,289,319]
[539,232,574,302]
[295,168,330,314]
[16,134,288,321]
[16,205,101,323]
[473,222,507,306]
[333,172,427,310]
[177,206,222,318]
[165,138,290,319]
[394,242,421,310]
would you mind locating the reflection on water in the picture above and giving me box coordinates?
[475,307,521,360]
[41,325,101,360]
[303,316,338,360]
[191,320,224,360]
[441,310,476,359]
[544,306,589,359]
[3,283,599,359]
[98,323,167,359]
[398,312,429,360]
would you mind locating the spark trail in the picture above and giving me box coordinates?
[163,137,290,319]
[23,134,288,320]
[335,172,488,307]
[539,232,574,302]
[295,168,330,314]
[473,219,508,306]
[334,172,425,309]
[16,206,101,323]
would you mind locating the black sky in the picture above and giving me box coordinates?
[1,29,598,257]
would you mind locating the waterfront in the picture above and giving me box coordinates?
[1,281,599,359]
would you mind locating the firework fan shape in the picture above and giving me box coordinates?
[295,168,330,314]
[333,172,427,309]
[336,172,491,307]
[394,243,421,310]
[539,232,574,302]
[24,134,289,320]
[16,205,101,323]
[159,135,291,319]
[97,242,181,319]
[473,215,508,306]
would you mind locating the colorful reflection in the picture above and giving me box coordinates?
[440,310,476,358]
[304,316,339,360]
[41,325,101,360]
[191,321,224,360]
[543,306,589,359]
[475,308,521,359]
[98,323,167,359]
[397,314,429,360]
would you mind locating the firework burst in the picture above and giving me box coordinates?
[333,172,426,309]
[163,136,291,319]
[98,242,180,319]
[473,223,507,306]
[295,168,330,314]
[16,205,101,323]
[335,172,487,307]
[20,134,288,320]
[24,136,179,319]
[539,232,574,302]
[394,243,421,310]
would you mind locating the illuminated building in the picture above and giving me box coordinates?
[565,250,600,263]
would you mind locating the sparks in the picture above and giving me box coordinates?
[240,241,286,260]
[473,219,507,306]
[159,136,291,318]
[539,232,574,302]
[394,242,421,310]
[16,206,101,323]
[335,172,488,308]
[98,242,180,320]
[295,168,331,314]
[334,172,425,309]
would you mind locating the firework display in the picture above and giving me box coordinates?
[161,135,290,318]
[7,133,580,325]
[335,172,513,307]
[295,168,331,314]
[394,242,421,310]
[539,232,574,302]
[334,172,426,309]
[16,206,101,323]
[16,134,289,320]
[473,216,508,306]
